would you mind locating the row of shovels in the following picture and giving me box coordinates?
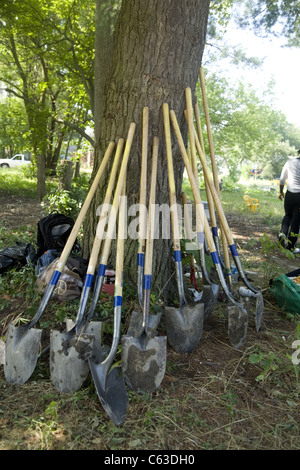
[3,69,264,426]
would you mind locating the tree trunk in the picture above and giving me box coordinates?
[84,0,211,302]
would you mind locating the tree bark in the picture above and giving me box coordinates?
[85,0,211,302]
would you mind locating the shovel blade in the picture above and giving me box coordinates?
[255,292,264,332]
[201,283,220,319]
[238,287,264,332]
[127,310,161,337]
[121,334,167,392]
[165,303,204,354]
[4,323,42,385]
[50,322,101,393]
[89,360,128,426]
[227,305,248,349]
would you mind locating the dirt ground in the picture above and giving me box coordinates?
[0,194,45,230]
[0,194,300,451]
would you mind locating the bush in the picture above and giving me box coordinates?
[41,189,80,218]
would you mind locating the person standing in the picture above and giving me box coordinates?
[278,150,300,253]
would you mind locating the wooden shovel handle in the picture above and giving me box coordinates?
[185,88,198,177]
[198,71,232,271]
[56,141,115,273]
[100,122,136,265]
[181,192,193,241]
[144,137,159,277]
[138,107,149,248]
[190,115,235,248]
[87,138,124,275]
[169,109,217,255]
[162,103,181,251]
[115,176,126,299]
[190,99,217,230]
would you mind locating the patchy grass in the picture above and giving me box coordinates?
[1,177,300,450]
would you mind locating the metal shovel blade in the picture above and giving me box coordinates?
[238,287,264,332]
[121,333,167,393]
[4,323,42,385]
[255,292,264,332]
[165,303,204,354]
[126,310,162,338]
[227,305,248,349]
[49,322,101,393]
[89,359,128,426]
[201,283,220,320]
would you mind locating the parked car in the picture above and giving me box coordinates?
[0,154,31,168]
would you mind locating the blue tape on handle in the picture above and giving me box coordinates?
[114,296,122,307]
[143,274,152,290]
[174,250,182,262]
[212,226,218,237]
[50,270,61,286]
[84,273,94,287]
[211,251,221,265]
[137,253,145,267]
[98,263,106,277]
[229,244,239,257]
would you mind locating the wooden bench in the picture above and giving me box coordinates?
[243,195,259,213]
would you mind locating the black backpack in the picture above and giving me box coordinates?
[36,211,80,258]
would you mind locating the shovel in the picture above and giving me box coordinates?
[198,70,264,330]
[163,103,204,354]
[181,192,219,320]
[88,177,128,426]
[49,137,125,393]
[4,141,115,385]
[127,110,161,338]
[169,107,248,349]
[185,91,220,316]
[136,107,149,309]
[50,123,136,393]
[193,101,226,272]
[122,137,167,393]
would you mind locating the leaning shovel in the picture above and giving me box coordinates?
[163,103,204,354]
[181,192,219,320]
[169,107,248,349]
[4,141,115,385]
[49,137,125,393]
[50,123,136,393]
[184,92,219,317]
[192,95,264,333]
[122,137,167,393]
[88,178,128,426]
[136,107,149,309]
[198,70,264,330]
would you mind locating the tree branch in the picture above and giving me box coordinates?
[55,118,95,146]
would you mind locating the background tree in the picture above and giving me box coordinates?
[196,73,300,181]
[83,0,211,300]
[0,0,97,199]
[236,0,300,46]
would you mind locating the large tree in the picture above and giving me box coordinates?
[84,0,211,301]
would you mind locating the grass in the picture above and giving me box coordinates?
[1,170,300,450]
[182,175,283,237]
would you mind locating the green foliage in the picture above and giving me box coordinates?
[237,0,300,47]
[260,232,295,260]
[249,350,283,383]
[0,0,98,175]
[0,168,38,199]
[196,71,300,180]
[41,189,80,218]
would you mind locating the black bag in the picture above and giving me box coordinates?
[0,242,37,274]
[36,211,80,258]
